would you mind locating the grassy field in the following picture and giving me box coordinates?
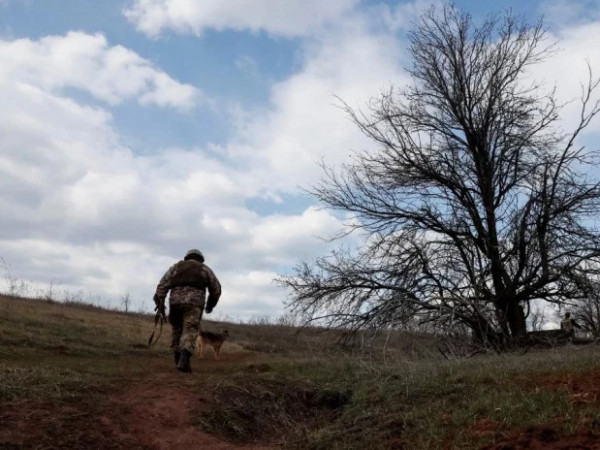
[2,294,600,449]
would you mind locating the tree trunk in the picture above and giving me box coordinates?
[506,301,527,339]
[468,314,505,348]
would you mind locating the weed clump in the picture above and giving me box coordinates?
[198,377,351,443]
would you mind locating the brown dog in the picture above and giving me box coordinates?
[197,327,229,360]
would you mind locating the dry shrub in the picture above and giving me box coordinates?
[198,377,351,443]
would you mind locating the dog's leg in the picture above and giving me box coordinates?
[213,344,220,360]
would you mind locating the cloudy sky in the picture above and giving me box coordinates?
[1,0,600,320]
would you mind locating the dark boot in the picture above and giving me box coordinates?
[174,351,181,367]
[176,349,192,373]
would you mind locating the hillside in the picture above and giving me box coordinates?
[2,294,600,449]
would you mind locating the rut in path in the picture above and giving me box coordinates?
[110,371,271,450]
[0,350,271,449]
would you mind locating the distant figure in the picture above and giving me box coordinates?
[153,249,221,373]
[560,312,581,339]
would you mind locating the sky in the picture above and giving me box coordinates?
[1,0,600,321]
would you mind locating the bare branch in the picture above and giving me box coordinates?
[279,3,600,348]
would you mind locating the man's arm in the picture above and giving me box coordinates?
[154,264,177,315]
[204,266,222,314]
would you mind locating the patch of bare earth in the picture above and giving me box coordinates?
[540,369,600,405]
[481,424,600,450]
[0,398,143,449]
[112,375,271,450]
[480,368,600,450]
[0,352,272,449]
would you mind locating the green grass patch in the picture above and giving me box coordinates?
[281,349,600,449]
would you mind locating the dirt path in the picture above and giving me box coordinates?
[108,375,270,450]
[0,349,274,449]
[103,348,273,450]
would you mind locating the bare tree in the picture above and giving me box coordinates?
[528,304,549,332]
[0,256,19,296]
[280,5,600,347]
[121,291,132,313]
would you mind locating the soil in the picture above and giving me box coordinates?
[540,369,600,405]
[0,351,272,450]
[111,373,271,450]
[4,351,600,449]
[481,425,600,450]
[479,368,600,450]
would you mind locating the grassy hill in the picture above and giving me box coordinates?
[2,294,600,449]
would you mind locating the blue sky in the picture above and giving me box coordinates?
[1,0,599,320]
[0,0,299,150]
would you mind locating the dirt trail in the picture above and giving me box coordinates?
[0,349,273,449]
[104,349,272,450]
[110,375,269,450]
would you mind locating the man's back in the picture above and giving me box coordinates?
[155,259,221,308]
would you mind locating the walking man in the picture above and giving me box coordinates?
[560,312,581,341]
[153,249,221,372]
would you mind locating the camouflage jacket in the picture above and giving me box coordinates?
[154,260,221,309]
[561,318,581,333]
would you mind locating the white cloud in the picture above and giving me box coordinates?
[218,270,286,318]
[379,0,436,32]
[527,21,600,133]
[124,0,358,38]
[0,4,448,320]
[250,208,339,255]
[0,48,347,317]
[0,31,200,110]
[6,1,600,322]
[233,16,410,194]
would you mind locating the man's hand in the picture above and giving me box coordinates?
[154,296,167,321]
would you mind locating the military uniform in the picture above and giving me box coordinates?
[153,250,221,372]
[560,313,581,339]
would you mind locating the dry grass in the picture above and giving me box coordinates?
[196,376,350,444]
[2,293,600,449]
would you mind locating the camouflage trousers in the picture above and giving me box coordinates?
[169,304,204,353]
